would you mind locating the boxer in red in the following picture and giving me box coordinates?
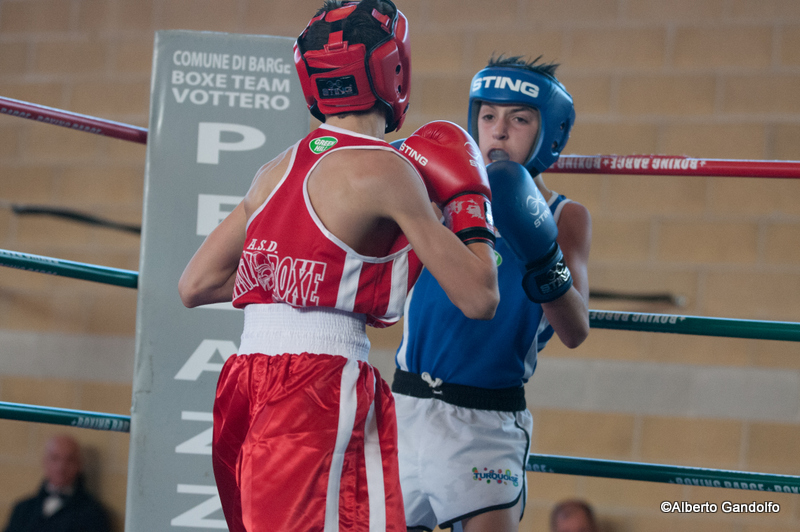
[178,1,499,530]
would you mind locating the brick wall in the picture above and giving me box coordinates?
[1,1,800,531]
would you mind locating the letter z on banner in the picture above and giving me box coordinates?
[126,30,308,531]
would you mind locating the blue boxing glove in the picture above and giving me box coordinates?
[390,138,406,150]
[487,161,572,303]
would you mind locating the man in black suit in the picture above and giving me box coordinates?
[3,434,111,532]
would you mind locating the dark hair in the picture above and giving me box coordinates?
[488,54,560,81]
[550,499,598,532]
[298,0,397,54]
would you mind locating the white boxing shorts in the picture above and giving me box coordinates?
[392,370,532,531]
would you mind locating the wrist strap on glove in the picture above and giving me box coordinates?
[521,243,573,303]
[443,193,496,248]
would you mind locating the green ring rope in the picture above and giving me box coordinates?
[527,453,800,494]
[0,248,137,288]
[6,404,794,495]
[4,248,800,342]
[5,400,797,494]
[590,309,800,342]
[0,401,130,432]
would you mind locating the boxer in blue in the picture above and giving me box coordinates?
[393,55,592,532]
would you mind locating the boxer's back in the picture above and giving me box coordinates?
[233,122,423,327]
[249,133,413,259]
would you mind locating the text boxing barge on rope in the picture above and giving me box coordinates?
[554,155,709,172]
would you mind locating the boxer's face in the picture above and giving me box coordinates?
[477,103,540,166]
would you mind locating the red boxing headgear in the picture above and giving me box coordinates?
[294,0,410,133]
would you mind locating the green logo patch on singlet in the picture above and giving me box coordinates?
[309,136,338,154]
[494,250,502,266]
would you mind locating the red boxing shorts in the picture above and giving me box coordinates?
[212,308,406,532]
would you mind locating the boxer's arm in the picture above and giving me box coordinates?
[178,200,247,308]
[542,201,591,348]
[369,156,499,320]
[178,149,290,308]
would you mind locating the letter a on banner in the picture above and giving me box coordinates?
[126,30,308,531]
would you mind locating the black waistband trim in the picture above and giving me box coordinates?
[391,369,526,412]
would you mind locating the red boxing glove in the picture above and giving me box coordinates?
[396,121,495,247]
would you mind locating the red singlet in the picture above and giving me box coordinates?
[232,124,422,328]
[214,124,423,532]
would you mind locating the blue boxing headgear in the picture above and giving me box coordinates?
[468,65,575,175]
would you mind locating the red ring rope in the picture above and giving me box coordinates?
[4,95,800,179]
[548,154,800,179]
[0,95,147,144]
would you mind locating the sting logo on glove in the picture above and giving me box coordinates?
[464,141,483,168]
[525,194,551,228]
[535,259,572,296]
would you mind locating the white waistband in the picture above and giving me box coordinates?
[238,304,371,362]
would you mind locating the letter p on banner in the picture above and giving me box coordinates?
[197,122,266,164]
[129,30,307,532]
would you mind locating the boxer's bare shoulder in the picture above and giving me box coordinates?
[243,145,295,219]
[313,146,420,202]
[305,145,430,257]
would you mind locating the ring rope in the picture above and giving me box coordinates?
[548,154,800,179]
[527,453,800,494]
[0,401,130,432]
[3,399,797,494]
[4,91,799,509]
[590,309,800,342]
[4,96,800,180]
[0,248,138,288]
[0,95,147,144]
[3,248,800,341]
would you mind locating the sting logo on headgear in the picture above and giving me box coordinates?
[294,0,411,133]
[468,64,575,175]
[317,76,358,98]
